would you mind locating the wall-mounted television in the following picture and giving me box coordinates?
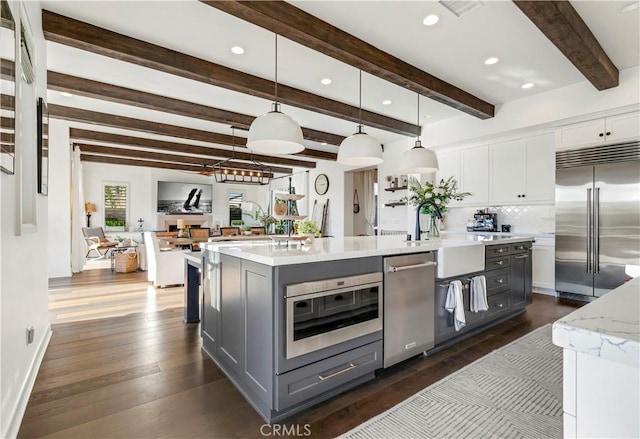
[157,181,212,214]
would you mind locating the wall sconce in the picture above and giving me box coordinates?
[85,202,96,228]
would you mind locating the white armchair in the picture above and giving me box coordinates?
[143,232,189,288]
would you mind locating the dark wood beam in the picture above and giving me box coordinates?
[75,143,293,174]
[513,1,618,90]
[48,71,344,153]
[69,129,316,169]
[202,1,495,120]
[80,153,274,178]
[1,93,13,110]
[1,132,14,144]
[1,58,14,81]
[48,103,338,161]
[42,10,419,136]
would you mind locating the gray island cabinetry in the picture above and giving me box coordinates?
[202,249,384,423]
[201,235,534,423]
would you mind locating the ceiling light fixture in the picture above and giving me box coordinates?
[484,57,499,65]
[382,99,392,105]
[521,82,535,89]
[246,34,304,155]
[320,78,332,85]
[60,91,73,97]
[337,70,383,166]
[422,14,440,26]
[399,94,439,174]
[231,46,245,55]
[214,127,272,185]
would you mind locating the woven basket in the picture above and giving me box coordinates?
[114,251,138,273]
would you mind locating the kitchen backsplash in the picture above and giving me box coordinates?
[442,204,555,234]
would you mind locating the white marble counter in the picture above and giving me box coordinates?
[202,234,534,267]
[553,276,640,368]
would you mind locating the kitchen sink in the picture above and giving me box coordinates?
[436,241,485,278]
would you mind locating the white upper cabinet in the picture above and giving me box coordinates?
[556,111,640,150]
[436,146,489,206]
[489,133,555,204]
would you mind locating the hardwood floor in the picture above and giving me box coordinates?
[21,280,583,438]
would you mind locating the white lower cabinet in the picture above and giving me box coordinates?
[532,245,555,290]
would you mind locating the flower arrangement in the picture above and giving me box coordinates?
[295,220,320,237]
[403,176,471,215]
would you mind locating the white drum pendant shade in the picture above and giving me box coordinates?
[399,141,439,174]
[337,126,383,166]
[246,109,304,154]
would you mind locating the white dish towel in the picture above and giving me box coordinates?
[470,275,489,312]
[445,280,466,331]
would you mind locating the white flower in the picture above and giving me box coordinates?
[434,199,441,205]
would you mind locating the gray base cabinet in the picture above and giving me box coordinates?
[201,252,382,423]
[435,241,533,345]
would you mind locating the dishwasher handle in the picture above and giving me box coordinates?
[386,261,437,273]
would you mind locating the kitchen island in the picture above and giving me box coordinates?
[552,276,639,438]
[200,234,534,422]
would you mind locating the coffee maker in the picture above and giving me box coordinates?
[472,210,498,232]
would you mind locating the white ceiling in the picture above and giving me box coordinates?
[41,0,640,154]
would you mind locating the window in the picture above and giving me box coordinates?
[228,190,243,225]
[103,182,129,231]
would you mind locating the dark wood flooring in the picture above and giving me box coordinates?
[19,290,583,438]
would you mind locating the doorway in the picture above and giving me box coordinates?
[345,169,378,236]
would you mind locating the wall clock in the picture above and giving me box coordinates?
[314,174,329,195]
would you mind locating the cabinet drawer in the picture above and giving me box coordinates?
[487,291,510,317]
[511,242,531,254]
[275,341,382,411]
[485,245,511,258]
[485,256,510,271]
[486,268,510,296]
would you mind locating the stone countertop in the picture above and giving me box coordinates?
[201,234,534,267]
[552,276,640,368]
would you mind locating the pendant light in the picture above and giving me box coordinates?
[247,34,304,155]
[399,94,439,174]
[337,70,383,166]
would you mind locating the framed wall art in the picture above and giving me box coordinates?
[37,97,48,194]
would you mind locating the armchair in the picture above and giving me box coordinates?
[143,232,189,288]
[82,227,117,258]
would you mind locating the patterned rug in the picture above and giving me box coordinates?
[339,325,562,439]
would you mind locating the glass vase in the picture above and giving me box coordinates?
[428,215,440,237]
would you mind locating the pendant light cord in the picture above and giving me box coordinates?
[416,93,420,141]
[274,34,279,105]
[358,70,362,124]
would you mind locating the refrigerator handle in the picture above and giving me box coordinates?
[594,187,600,274]
[586,188,592,273]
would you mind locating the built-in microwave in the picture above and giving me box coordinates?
[285,272,383,359]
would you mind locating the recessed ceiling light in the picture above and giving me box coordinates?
[59,92,73,97]
[621,2,640,13]
[484,57,499,65]
[522,82,535,89]
[321,142,328,146]
[231,46,245,55]
[422,14,440,26]
[382,100,392,105]
[320,78,332,85]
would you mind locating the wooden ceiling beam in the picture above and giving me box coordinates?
[80,153,274,178]
[48,103,338,161]
[202,1,495,120]
[48,71,344,155]
[69,128,316,169]
[513,1,618,90]
[75,143,293,174]
[42,10,419,136]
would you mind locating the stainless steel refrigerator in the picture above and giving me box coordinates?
[555,142,640,299]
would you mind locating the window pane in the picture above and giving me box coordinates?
[104,184,128,228]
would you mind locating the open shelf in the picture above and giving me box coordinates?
[384,202,407,208]
[276,194,305,201]
[384,186,408,192]
[274,215,308,220]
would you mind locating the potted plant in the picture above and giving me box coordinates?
[403,176,471,236]
[274,198,288,216]
[114,235,126,247]
[296,220,320,242]
[241,225,252,235]
[257,213,277,234]
[230,220,244,227]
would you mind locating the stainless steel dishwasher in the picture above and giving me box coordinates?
[383,252,436,368]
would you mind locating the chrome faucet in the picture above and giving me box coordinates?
[414,201,442,241]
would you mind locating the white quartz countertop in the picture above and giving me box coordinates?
[553,276,640,368]
[201,234,534,267]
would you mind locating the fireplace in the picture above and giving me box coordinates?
[157,214,213,231]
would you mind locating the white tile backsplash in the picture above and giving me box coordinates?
[442,204,555,234]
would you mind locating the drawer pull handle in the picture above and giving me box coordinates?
[319,363,357,381]
[497,279,504,284]
[514,254,529,259]
[497,261,504,265]
[497,303,504,308]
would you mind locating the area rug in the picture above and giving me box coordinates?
[339,324,563,439]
